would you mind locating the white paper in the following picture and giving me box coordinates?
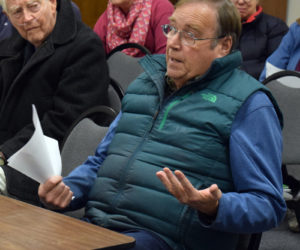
[7,105,61,183]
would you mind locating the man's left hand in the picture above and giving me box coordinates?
[156,167,222,216]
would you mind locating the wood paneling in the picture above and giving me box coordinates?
[72,0,108,28]
[73,0,287,29]
[260,0,287,22]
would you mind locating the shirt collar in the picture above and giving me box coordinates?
[242,5,263,24]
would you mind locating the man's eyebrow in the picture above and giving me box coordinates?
[8,0,38,12]
[8,5,21,13]
[27,0,41,4]
[185,24,201,33]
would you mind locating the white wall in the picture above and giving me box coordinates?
[287,0,300,26]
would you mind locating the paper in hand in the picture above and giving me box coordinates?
[7,105,62,183]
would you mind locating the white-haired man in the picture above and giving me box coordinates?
[0,0,109,205]
[39,0,286,249]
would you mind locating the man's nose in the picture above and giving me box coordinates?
[167,32,181,49]
[22,9,35,23]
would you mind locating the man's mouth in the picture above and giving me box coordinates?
[170,56,182,63]
[26,27,38,32]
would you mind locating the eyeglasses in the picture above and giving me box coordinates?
[162,24,224,46]
[232,0,252,3]
[8,0,44,26]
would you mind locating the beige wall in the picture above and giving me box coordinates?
[287,0,300,26]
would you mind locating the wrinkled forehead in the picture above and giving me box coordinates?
[6,0,42,10]
[170,2,218,33]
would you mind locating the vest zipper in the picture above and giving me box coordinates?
[111,106,160,209]
[159,92,192,130]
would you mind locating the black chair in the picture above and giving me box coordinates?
[106,43,149,97]
[236,233,262,250]
[106,42,151,59]
[61,105,116,218]
[107,80,124,114]
[263,70,300,228]
[61,105,117,176]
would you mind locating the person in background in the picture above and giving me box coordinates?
[260,18,300,81]
[38,0,286,249]
[0,6,12,40]
[0,1,81,41]
[232,0,288,79]
[259,18,300,233]
[94,0,174,57]
[0,0,109,205]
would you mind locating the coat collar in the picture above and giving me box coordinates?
[242,5,263,25]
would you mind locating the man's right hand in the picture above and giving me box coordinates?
[38,176,73,210]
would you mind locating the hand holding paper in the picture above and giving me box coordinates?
[7,105,62,183]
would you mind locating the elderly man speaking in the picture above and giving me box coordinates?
[0,0,109,205]
[38,0,286,249]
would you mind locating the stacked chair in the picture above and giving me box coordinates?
[263,70,300,231]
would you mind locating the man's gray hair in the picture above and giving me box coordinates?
[175,0,241,50]
[0,0,7,12]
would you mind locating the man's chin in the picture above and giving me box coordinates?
[27,36,43,48]
[167,71,182,82]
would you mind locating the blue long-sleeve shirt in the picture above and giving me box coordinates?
[63,91,285,233]
[259,22,300,81]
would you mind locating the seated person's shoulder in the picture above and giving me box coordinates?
[289,21,300,34]
[261,12,288,30]
[152,0,174,12]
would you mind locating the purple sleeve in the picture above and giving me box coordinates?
[147,0,174,54]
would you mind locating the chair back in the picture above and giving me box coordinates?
[107,43,149,95]
[263,70,300,165]
[107,81,123,114]
[61,105,116,176]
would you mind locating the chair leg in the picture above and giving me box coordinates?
[247,233,262,250]
[282,164,300,195]
[295,201,300,226]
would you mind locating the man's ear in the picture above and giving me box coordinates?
[218,36,233,57]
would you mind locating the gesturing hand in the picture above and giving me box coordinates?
[156,167,222,216]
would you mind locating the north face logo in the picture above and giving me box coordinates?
[201,93,217,103]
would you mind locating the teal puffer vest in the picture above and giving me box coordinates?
[85,52,281,250]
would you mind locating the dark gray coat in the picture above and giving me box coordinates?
[0,0,109,203]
